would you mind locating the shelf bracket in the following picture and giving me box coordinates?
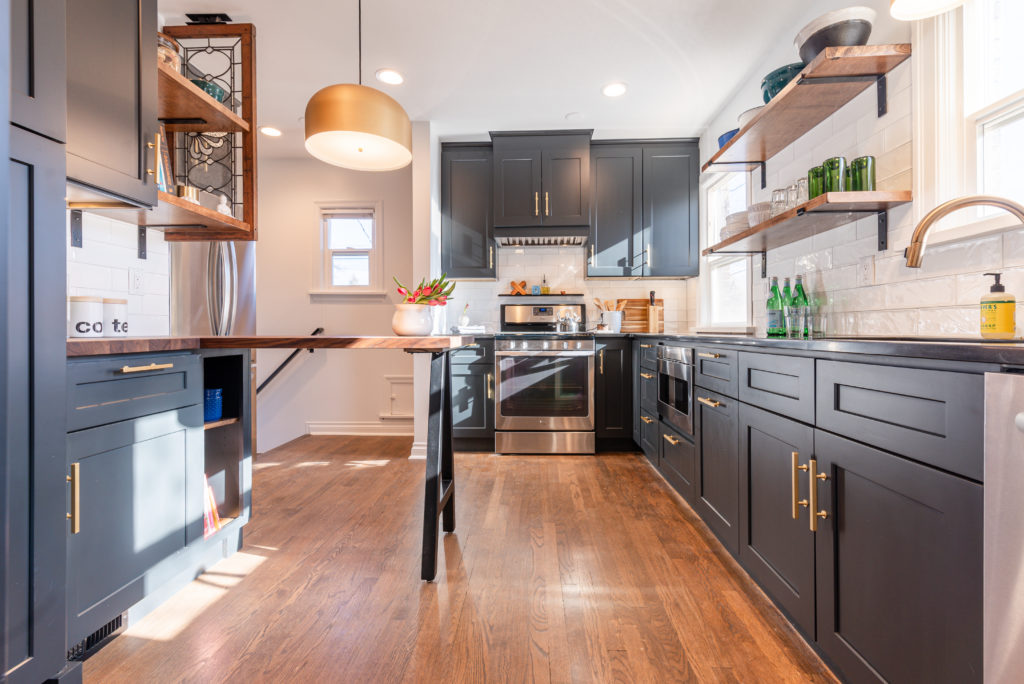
[798,73,889,118]
[713,250,767,278]
[70,210,83,248]
[877,211,888,251]
[708,161,766,189]
[137,227,147,260]
[877,75,887,117]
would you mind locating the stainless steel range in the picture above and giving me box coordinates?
[495,303,595,454]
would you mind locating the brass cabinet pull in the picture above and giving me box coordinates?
[791,451,809,520]
[119,362,174,374]
[697,352,721,359]
[663,434,681,446]
[544,191,550,216]
[489,246,494,268]
[641,416,653,424]
[534,191,539,216]
[67,462,81,534]
[808,458,829,532]
[697,396,722,408]
[640,344,652,349]
[599,349,604,375]
[146,132,160,175]
[486,373,494,400]
[640,372,654,379]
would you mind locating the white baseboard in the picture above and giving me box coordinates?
[306,420,413,437]
[409,441,427,460]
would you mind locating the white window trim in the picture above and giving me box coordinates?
[697,171,754,332]
[911,5,1024,246]
[310,199,386,297]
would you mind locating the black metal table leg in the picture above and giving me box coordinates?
[422,351,455,582]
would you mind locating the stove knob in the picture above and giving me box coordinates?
[562,341,569,350]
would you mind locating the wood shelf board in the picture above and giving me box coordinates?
[69,191,253,241]
[158,62,250,133]
[204,417,240,431]
[703,191,911,255]
[702,45,911,171]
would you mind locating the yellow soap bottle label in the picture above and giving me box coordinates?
[980,301,1015,334]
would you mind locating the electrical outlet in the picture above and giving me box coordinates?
[857,256,874,287]
[129,269,144,293]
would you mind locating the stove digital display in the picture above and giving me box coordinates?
[533,307,551,315]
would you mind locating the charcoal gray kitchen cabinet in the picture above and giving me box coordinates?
[3,125,69,684]
[641,142,699,277]
[694,387,740,556]
[491,132,590,227]
[658,422,696,503]
[10,0,66,142]
[450,342,495,443]
[737,403,815,636]
[640,412,659,466]
[441,145,495,279]
[588,145,641,276]
[596,337,632,440]
[632,340,642,444]
[66,0,158,207]
[814,430,982,684]
[66,405,204,645]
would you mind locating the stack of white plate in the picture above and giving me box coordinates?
[721,211,750,240]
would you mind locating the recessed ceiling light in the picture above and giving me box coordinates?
[564,112,582,121]
[259,126,282,137]
[602,82,627,98]
[375,68,404,85]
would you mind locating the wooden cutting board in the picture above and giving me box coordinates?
[617,298,664,333]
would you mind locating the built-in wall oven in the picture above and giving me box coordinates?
[657,345,694,438]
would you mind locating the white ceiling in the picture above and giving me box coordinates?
[159,0,812,157]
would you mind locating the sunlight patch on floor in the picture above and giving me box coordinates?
[124,552,267,642]
[292,461,331,468]
[253,461,282,470]
[345,459,391,469]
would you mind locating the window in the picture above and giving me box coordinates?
[316,202,383,294]
[698,172,752,330]
[914,0,1024,239]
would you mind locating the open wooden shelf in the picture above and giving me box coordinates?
[158,62,249,133]
[69,190,253,240]
[204,417,240,431]
[702,45,911,174]
[703,191,912,255]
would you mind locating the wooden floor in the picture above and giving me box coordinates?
[84,436,837,683]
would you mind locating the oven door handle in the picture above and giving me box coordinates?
[496,351,595,358]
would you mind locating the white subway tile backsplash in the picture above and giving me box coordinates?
[885,277,956,309]
[1003,229,1024,267]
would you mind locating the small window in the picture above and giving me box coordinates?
[699,173,752,330]
[318,203,383,294]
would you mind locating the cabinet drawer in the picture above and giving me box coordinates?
[637,340,659,370]
[451,340,493,366]
[738,352,815,424]
[695,347,738,397]
[640,368,658,412]
[640,411,659,465]
[816,360,984,480]
[659,423,696,503]
[67,352,202,432]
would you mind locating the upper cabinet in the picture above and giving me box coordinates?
[586,141,700,279]
[441,145,495,279]
[66,0,158,208]
[10,0,67,142]
[492,132,590,227]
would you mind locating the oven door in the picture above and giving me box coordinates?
[495,350,595,431]
[658,358,694,436]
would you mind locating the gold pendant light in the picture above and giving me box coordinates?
[889,0,965,21]
[304,0,412,171]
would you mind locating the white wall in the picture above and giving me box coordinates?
[254,157,414,452]
[66,212,170,336]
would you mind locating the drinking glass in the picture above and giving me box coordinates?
[796,177,809,204]
[808,166,825,199]
[784,305,809,339]
[852,156,876,191]
[770,188,788,216]
[823,157,847,193]
[786,183,799,209]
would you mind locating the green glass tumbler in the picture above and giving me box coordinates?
[823,157,847,193]
[845,165,857,191]
[808,166,825,199]
[852,156,876,191]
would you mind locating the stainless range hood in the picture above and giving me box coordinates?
[493,226,589,247]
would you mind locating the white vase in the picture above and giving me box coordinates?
[392,303,434,336]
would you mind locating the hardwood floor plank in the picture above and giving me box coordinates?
[83,437,837,684]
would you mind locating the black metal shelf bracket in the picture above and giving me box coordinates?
[877,210,888,251]
[797,73,888,118]
[70,209,83,248]
[712,250,767,278]
[137,227,147,259]
[708,160,767,189]
[256,327,325,394]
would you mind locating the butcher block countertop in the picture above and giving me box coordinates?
[68,335,475,357]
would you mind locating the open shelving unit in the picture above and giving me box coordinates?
[158,62,249,134]
[201,350,251,529]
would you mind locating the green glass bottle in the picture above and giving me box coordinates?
[793,275,810,338]
[767,277,783,337]
[782,277,793,306]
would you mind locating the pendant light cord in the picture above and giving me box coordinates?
[357,0,362,85]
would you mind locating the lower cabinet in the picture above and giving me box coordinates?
[596,337,632,440]
[695,388,740,556]
[451,341,495,447]
[66,405,203,644]
[658,421,696,503]
[814,430,982,684]
[737,403,815,635]
[639,412,659,466]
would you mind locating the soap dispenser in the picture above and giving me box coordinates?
[981,272,1016,339]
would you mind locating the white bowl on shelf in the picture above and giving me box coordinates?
[747,202,772,227]
[738,106,765,129]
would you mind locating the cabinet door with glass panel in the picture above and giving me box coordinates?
[318,203,383,294]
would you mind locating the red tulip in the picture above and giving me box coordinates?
[397,287,407,295]
[423,286,433,296]
[406,296,415,303]
[414,288,422,297]
[428,300,439,306]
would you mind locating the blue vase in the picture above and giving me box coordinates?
[204,388,223,422]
